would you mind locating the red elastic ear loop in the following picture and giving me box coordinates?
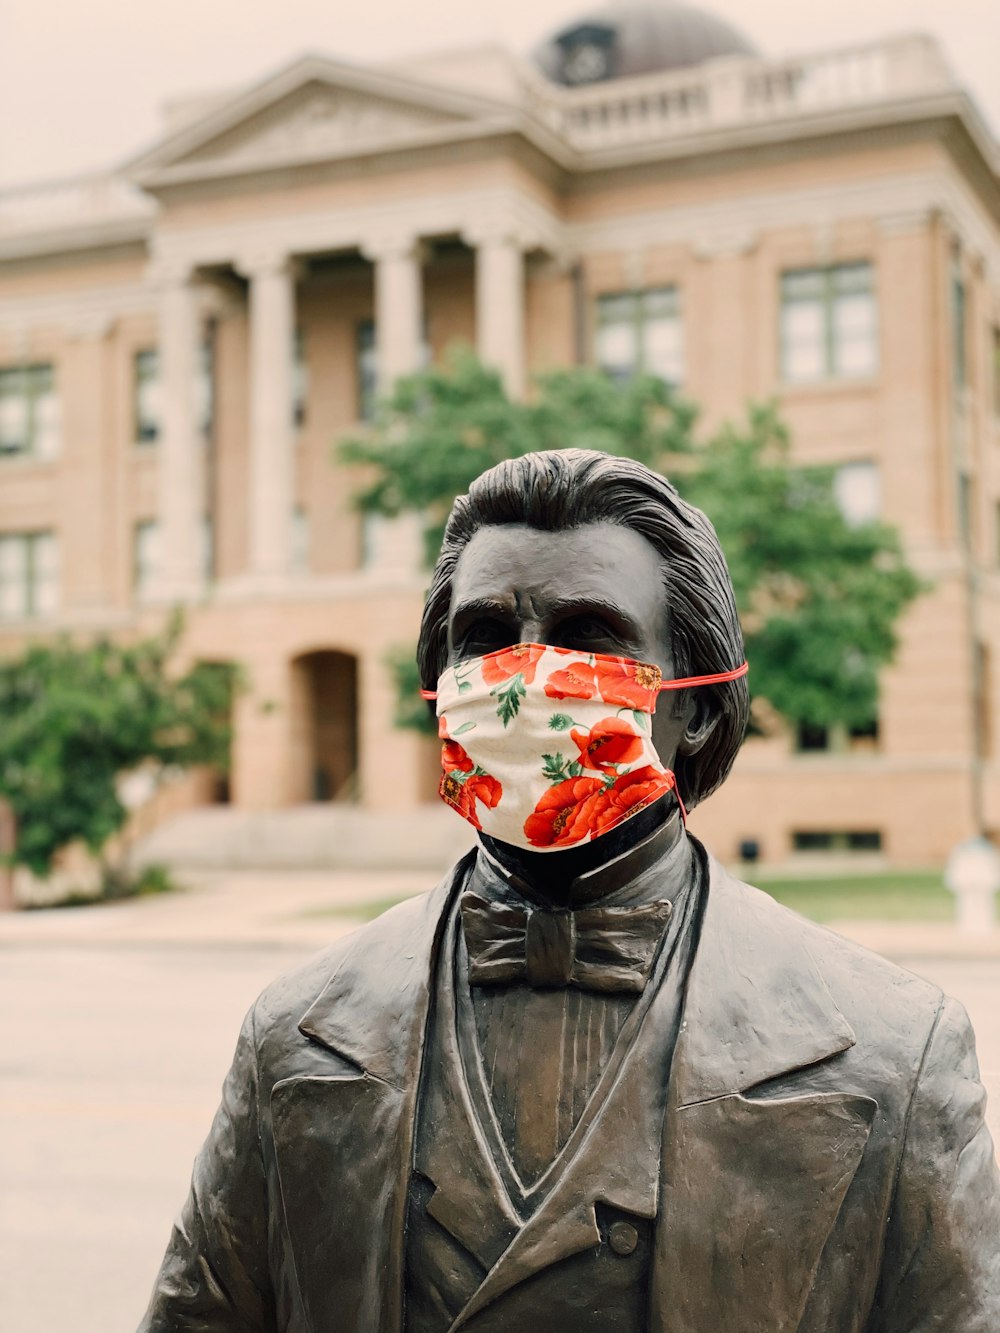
[421,661,748,701]
[661,662,747,823]
[658,662,749,691]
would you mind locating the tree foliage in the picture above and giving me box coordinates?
[340,347,922,737]
[0,614,236,876]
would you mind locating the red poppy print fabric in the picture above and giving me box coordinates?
[433,643,676,852]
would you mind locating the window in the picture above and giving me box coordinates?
[135,340,213,443]
[355,319,432,420]
[0,364,59,459]
[779,262,877,383]
[201,515,215,584]
[197,336,215,439]
[293,328,308,428]
[133,520,159,598]
[834,461,881,527]
[291,506,310,574]
[134,349,161,443]
[950,252,968,391]
[958,471,974,544]
[595,288,683,386]
[795,719,879,754]
[975,641,992,761]
[356,320,378,423]
[792,830,882,853]
[795,722,830,752]
[0,531,58,620]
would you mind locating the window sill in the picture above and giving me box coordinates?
[777,376,879,399]
[0,613,59,632]
[0,452,59,470]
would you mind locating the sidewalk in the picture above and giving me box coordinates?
[2,866,1000,961]
[0,868,431,950]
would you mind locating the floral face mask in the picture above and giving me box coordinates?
[422,642,748,853]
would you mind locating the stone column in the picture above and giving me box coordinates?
[150,261,203,599]
[467,225,526,399]
[238,247,296,585]
[361,233,425,572]
[364,232,424,391]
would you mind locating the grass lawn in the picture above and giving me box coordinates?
[753,871,953,923]
[307,870,960,926]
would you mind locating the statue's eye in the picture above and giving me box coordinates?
[460,619,513,656]
[559,615,615,649]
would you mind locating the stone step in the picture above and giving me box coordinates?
[133,803,475,874]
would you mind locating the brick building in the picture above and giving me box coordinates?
[1,3,998,866]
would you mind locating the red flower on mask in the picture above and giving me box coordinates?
[481,643,545,686]
[544,662,598,701]
[523,775,608,848]
[440,738,474,775]
[593,659,662,711]
[440,766,503,830]
[523,764,673,848]
[570,717,644,773]
[589,765,674,836]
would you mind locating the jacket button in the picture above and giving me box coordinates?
[608,1221,639,1256]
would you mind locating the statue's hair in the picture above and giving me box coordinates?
[417,449,749,810]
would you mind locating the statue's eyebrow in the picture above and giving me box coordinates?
[545,596,639,636]
[450,596,517,631]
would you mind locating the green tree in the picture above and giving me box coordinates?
[0,614,236,879]
[341,347,921,736]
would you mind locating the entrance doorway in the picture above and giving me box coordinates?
[289,650,359,802]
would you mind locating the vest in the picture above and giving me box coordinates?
[404,872,699,1333]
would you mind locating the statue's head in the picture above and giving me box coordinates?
[418,449,749,813]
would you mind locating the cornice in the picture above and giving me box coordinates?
[0,217,152,264]
[565,166,1000,281]
[149,185,566,270]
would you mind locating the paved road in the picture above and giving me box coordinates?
[1,910,998,1332]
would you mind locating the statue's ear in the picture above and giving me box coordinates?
[677,690,721,758]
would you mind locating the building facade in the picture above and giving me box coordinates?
[1,7,999,866]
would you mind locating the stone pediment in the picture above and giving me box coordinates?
[128,55,512,187]
[186,81,462,167]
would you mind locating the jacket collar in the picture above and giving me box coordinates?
[670,847,856,1107]
[297,851,474,1083]
[297,842,855,1103]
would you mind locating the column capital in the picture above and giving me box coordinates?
[67,312,117,342]
[462,220,535,252]
[145,255,196,291]
[360,229,426,264]
[233,245,299,281]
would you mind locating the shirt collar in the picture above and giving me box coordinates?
[475,812,694,911]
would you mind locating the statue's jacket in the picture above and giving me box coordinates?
[140,846,1000,1332]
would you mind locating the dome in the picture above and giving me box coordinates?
[532,1,758,87]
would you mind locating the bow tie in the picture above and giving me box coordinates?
[460,890,672,994]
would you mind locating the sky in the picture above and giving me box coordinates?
[1,0,998,190]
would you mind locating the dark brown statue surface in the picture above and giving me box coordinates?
[140,451,1000,1332]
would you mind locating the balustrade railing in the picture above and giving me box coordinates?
[520,33,957,152]
[0,173,153,236]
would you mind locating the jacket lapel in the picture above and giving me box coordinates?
[415,906,523,1272]
[269,855,472,1333]
[650,855,876,1332]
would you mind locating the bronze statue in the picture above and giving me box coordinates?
[141,451,1000,1331]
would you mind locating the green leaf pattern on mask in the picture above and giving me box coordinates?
[491,673,526,727]
[542,752,585,783]
[547,713,575,731]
